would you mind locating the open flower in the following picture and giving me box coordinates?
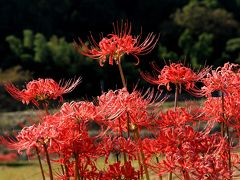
[96,88,160,132]
[74,21,159,66]
[4,78,81,106]
[141,62,209,95]
[201,62,240,96]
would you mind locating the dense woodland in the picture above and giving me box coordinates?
[0,0,240,111]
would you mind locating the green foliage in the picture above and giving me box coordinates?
[225,37,240,63]
[34,33,50,63]
[6,30,82,69]
[5,36,23,56]
[174,2,239,37]
[178,29,194,56]
[226,38,240,52]
[173,1,240,66]
[178,30,213,67]
[23,30,33,49]
[158,44,178,61]
[191,33,213,67]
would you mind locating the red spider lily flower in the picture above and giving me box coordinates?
[0,152,17,161]
[155,108,194,128]
[96,136,137,163]
[74,21,159,66]
[203,95,240,125]
[2,113,61,156]
[4,78,81,106]
[141,62,210,95]
[60,101,97,122]
[103,161,140,180]
[143,125,231,179]
[201,62,240,96]
[96,88,161,133]
[2,125,44,156]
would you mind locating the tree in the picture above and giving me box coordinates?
[174,1,240,66]
[225,37,240,63]
[178,30,213,67]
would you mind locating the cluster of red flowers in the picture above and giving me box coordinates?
[2,21,240,180]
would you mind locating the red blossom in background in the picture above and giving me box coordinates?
[4,78,81,106]
[141,62,209,95]
[201,62,240,96]
[103,161,140,180]
[74,21,159,66]
[0,152,17,161]
[155,108,194,128]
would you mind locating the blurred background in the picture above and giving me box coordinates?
[0,0,240,111]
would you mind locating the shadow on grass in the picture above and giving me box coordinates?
[0,161,36,167]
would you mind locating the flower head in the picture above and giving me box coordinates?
[4,78,81,105]
[97,88,160,132]
[201,62,240,96]
[75,21,159,66]
[141,62,209,95]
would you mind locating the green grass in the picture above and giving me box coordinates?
[0,159,163,180]
[0,161,46,180]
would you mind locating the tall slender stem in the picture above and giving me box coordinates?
[221,92,232,172]
[174,85,179,111]
[168,85,179,180]
[226,126,231,171]
[118,61,127,88]
[134,131,144,180]
[74,153,80,180]
[135,128,150,180]
[35,147,46,180]
[43,144,53,180]
[64,163,70,180]
[156,156,162,180]
[118,118,127,163]
[221,93,225,137]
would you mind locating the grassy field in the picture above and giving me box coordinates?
[0,159,174,180]
[0,161,49,180]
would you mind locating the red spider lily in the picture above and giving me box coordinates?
[74,21,159,66]
[143,125,231,179]
[4,78,81,106]
[203,95,240,125]
[0,152,17,161]
[113,137,137,161]
[55,157,101,180]
[0,112,64,158]
[60,101,97,122]
[155,108,194,128]
[96,88,160,133]
[43,102,100,162]
[96,136,137,164]
[102,161,140,180]
[201,62,240,96]
[141,62,209,95]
